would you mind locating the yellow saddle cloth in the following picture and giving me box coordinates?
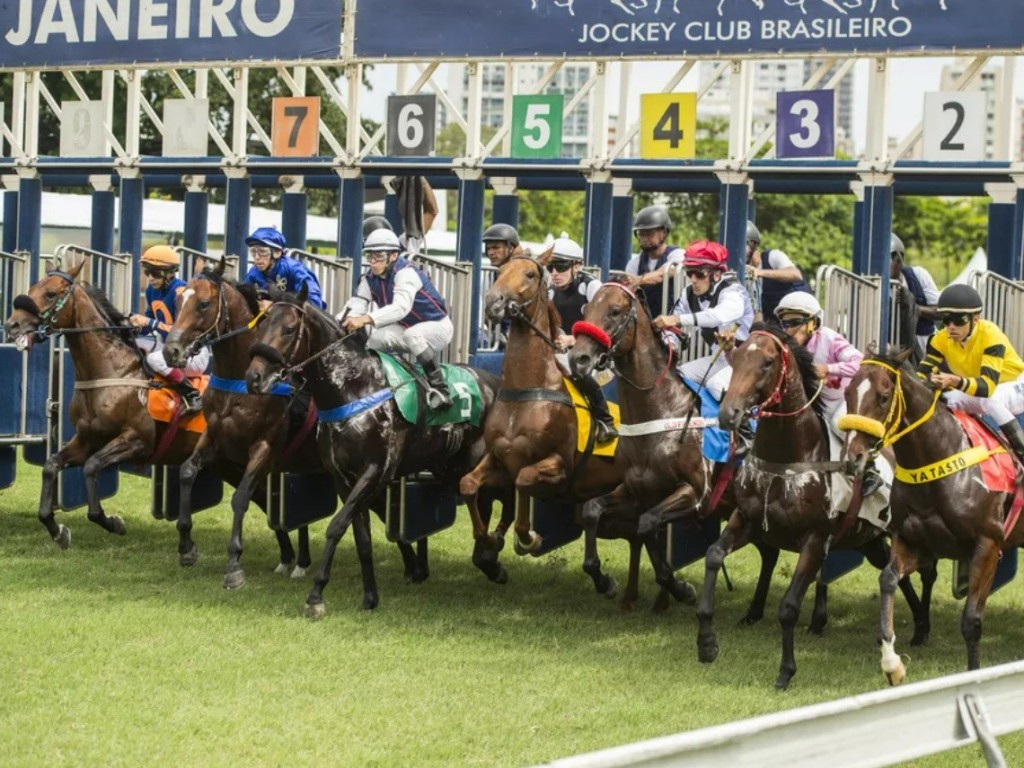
[564,377,619,458]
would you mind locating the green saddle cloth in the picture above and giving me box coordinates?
[374,351,483,427]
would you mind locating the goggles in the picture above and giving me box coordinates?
[248,246,274,259]
[365,253,390,265]
[142,266,172,278]
[940,312,972,328]
[685,268,710,280]
[549,261,575,273]
[778,316,810,330]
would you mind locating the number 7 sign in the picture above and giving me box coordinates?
[272,96,320,157]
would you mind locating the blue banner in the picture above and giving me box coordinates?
[0,0,342,69]
[354,0,1023,59]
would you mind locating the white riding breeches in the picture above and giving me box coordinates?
[943,371,1024,426]
[139,335,211,377]
[678,353,732,402]
[366,316,454,360]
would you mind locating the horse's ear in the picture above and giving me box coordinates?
[891,345,914,365]
[67,257,89,280]
[534,243,554,266]
[214,255,226,277]
[296,282,309,306]
[865,341,878,357]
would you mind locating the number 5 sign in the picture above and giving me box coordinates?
[272,96,320,157]
[776,90,835,159]
[511,95,563,158]
[387,95,437,157]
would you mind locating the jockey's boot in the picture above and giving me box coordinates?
[574,374,618,443]
[861,466,884,497]
[166,369,203,416]
[417,351,453,411]
[999,419,1024,465]
[732,418,755,460]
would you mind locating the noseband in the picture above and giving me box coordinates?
[836,360,940,448]
[14,270,77,338]
[745,330,823,419]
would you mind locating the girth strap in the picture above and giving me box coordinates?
[497,388,574,408]
[74,378,151,390]
[618,416,718,437]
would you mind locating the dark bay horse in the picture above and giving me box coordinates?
[245,285,508,618]
[459,252,628,599]
[704,325,933,689]
[842,351,1024,682]
[2,260,200,546]
[568,282,783,614]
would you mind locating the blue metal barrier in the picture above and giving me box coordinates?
[265,472,337,532]
[151,465,223,521]
[0,446,14,490]
[385,476,458,544]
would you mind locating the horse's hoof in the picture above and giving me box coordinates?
[883,662,907,686]
[513,531,542,556]
[179,545,198,568]
[305,601,326,621]
[619,600,635,612]
[697,641,720,664]
[223,570,246,590]
[672,580,697,605]
[491,566,508,585]
[738,613,763,626]
[909,631,929,647]
[362,593,379,610]
[774,673,793,691]
[274,561,293,575]
[807,621,827,637]
[602,576,619,600]
[290,566,308,580]
[109,516,127,536]
[53,524,72,550]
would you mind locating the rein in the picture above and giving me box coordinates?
[836,359,941,449]
[503,254,561,354]
[747,330,824,419]
[182,276,268,358]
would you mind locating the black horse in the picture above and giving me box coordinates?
[245,286,510,618]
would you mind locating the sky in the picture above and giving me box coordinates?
[358,56,1023,158]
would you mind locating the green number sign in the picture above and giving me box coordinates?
[511,95,564,158]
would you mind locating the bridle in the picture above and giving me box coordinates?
[500,254,560,353]
[836,359,941,449]
[181,275,267,357]
[15,270,78,339]
[745,330,823,419]
[250,301,358,383]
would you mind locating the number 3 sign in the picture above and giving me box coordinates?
[776,90,835,160]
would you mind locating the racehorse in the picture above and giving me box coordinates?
[162,263,327,587]
[568,282,787,616]
[842,350,1023,683]
[2,260,201,546]
[459,252,636,602]
[702,325,934,689]
[245,285,510,618]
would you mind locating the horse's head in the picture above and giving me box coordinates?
[3,258,88,350]
[485,250,549,324]
[245,283,313,395]
[568,281,640,378]
[163,256,231,368]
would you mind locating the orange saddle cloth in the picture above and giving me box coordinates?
[952,411,1017,494]
[146,375,209,434]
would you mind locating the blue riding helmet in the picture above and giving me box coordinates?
[245,227,287,252]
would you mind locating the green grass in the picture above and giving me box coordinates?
[1,456,1023,767]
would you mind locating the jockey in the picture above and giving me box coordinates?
[339,228,454,411]
[745,220,812,321]
[624,206,685,315]
[129,245,208,414]
[243,226,325,310]
[917,284,1024,463]
[547,235,617,443]
[482,223,521,270]
[362,215,395,243]
[891,232,940,355]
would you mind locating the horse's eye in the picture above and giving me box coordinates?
[762,358,773,371]
[284,324,297,335]
[45,291,56,300]
[609,306,621,317]
[525,270,536,280]
[197,299,210,310]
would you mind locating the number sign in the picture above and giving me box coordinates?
[60,101,107,157]
[640,93,696,159]
[162,99,209,157]
[387,95,437,157]
[511,95,564,158]
[922,92,987,162]
[0,103,5,157]
[271,96,320,157]
[776,90,835,159]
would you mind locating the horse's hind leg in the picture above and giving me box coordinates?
[581,486,632,600]
[82,431,148,536]
[775,534,826,690]
[223,441,273,590]
[177,431,220,567]
[38,434,89,547]
[963,536,1001,671]
[739,541,780,626]
[879,536,920,685]
[697,511,754,664]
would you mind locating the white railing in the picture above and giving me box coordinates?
[0,249,30,337]
[816,265,907,354]
[48,244,133,313]
[174,246,239,282]
[537,660,1024,768]
[290,248,353,318]
[421,254,471,363]
[969,270,1024,354]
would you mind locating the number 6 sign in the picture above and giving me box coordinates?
[776,90,835,160]
[511,95,563,158]
[387,95,437,157]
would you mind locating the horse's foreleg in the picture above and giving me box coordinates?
[879,535,919,686]
[581,486,631,600]
[697,510,754,664]
[305,465,383,619]
[295,526,312,577]
[459,453,510,548]
[739,542,780,626]
[512,454,569,554]
[636,484,701,604]
[776,534,826,690]
[861,536,931,646]
[223,440,273,590]
[963,536,1001,672]
[177,431,218,567]
[351,506,378,610]
[472,488,512,585]
[82,431,148,536]
[38,434,89,547]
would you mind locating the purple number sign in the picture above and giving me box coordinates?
[776,90,835,160]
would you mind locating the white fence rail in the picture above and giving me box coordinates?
[175,246,239,282]
[47,244,133,313]
[537,660,1024,768]
[816,265,907,354]
[969,270,1024,354]
[290,248,353,318]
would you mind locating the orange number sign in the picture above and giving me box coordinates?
[271,96,320,157]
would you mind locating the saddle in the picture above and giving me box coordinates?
[375,351,483,428]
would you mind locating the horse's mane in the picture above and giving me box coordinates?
[198,269,261,317]
[749,322,828,418]
[546,299,562,344]
[80,282,136,344]
[271,287,344,333]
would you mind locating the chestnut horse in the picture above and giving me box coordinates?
[704,326,933,689]
[459,253,631,599]
[245,286,510,618]
[842,351,1024,682]
[3,260,200,546]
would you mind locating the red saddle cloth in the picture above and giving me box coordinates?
[951,411,1017,495]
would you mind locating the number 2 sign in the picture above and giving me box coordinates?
[511,95,564,158]
[272,96,320,157]
[922,92,987,162]
[776,90,835,159]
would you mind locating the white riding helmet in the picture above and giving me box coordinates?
[550,233,584,263]
[774,292,823,322]
[363,228,401,253]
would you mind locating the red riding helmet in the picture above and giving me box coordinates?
[682,240,729,270]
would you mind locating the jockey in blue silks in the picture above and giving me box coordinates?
[243,226,325,310]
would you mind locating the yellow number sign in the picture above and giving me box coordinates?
[640,93,696,159]
[271,96,320,157]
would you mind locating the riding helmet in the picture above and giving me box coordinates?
[632,205,672,233]
[774,292,823,322]
[936,284,983,314]
[363,228,402,253]
[746,220,761,246]
[245,226,287,252]
[550,233,584,263]
[682,240,729,270]
[890,233,905,259]
[140,244,180,271]
[482,223,520,248]
[362,216,395,242]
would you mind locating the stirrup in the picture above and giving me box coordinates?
[426,387,452,411]
[595,420,617,443]
[861,470,884,497]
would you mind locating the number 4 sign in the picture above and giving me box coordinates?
[776,90,835,160]
[640,93,696,159]
[272,96,320,157]
[511,95,564,158]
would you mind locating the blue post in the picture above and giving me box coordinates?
[986,186,1016,279]
[17,174,42,282]
[90,184,116,256]
[183,186,209,254]
[851,193,867,275]
[747,198,757,223]
[862,178,894,346]
[584,177,613,279]
[610,181,634,273]
[1011,188,1024,282]
[491,185,520,229]
[3,190,18,254]
[384,188,402,233]
[456,171,485,355]
[118,172,145,311]
[718,175,750,275]
[225,172,251,274]
[338,171,365,290]
[282,185,308,251]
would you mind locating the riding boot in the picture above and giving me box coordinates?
[861,465,884,497]
[417,351,453,411]
[574,374,617,443]
[166,368,203,416]
[999,419,1024,465]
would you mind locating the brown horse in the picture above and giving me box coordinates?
[459,252,627,596]
[842,351,1024,682]
[2,260,200,546]
[703,325,933,689]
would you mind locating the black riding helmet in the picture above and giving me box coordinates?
[362,215,395,243]
[632,206,672,233]
[482,223,520,247]
[936,284,983,314]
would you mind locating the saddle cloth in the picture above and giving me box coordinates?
[146,375,209,434]
[375,351,483,428]
[827,429,893,532]
[564,377,620,458]
[681,376,731,464]
[950,411,1017,494]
